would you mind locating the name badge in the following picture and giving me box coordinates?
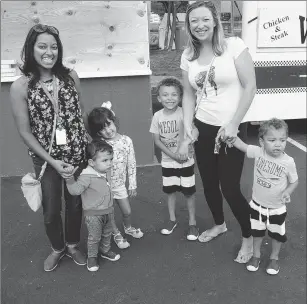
[56,129,67,145]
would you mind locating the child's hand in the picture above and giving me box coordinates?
[173,153,187,164]
[216,125,238,147]
[62,165,77,179]
[176,142,189,161]
[281,191,291,204]
[178,136,196,160]
[129,189,137,197]
[64,165,75,173]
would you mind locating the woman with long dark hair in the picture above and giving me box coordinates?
[10,24,88,271]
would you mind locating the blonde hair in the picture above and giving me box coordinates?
[185,1,226,61]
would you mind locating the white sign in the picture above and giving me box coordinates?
[257,9,307,48]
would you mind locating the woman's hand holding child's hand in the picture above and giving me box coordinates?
[52,160,77,179]
[216,123,239,148]
[172,153,185,164]
[63,166,77,179]
[223,122,239,140]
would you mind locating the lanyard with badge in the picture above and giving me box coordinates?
[194,56,215,116]
[40,75,67,145]
[193,56,222,154]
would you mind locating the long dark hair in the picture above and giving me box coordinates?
[20,24,73,88]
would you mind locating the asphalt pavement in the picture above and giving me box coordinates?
[1,122,306,304]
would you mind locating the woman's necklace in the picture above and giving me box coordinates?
[40,75,53,83]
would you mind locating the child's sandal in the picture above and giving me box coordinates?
[113,232,130,249]
[124,226,144,239]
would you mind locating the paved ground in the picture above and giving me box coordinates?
[1,124,306,304]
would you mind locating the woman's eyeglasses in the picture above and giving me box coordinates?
[32,24,59,35]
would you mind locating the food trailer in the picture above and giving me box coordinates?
[241,1,307,122]
[1,1,153,176]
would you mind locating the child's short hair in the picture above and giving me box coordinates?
[86,139,113,161]
[156,77,183,99]
[88,107,119,138]
[258,118,289,139]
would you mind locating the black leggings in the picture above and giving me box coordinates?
[194,119,251,238]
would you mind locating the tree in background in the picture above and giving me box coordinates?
[154,1,188,50]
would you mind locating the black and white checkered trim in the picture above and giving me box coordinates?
[256,87,307,94]
[254,60,307,67]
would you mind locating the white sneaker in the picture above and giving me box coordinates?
[246,257,260,272]
[87,257,99,272]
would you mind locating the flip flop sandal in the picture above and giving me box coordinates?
[234,249,253,264]
[198,227,228,243]
[266,259,280,275]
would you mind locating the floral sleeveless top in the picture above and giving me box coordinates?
[27,77,88,165]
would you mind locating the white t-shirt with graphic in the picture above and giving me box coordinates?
[150,107,194,166]
[247,145,298,209]
[180,37,247,126]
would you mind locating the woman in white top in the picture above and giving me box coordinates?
[181,1,257,263]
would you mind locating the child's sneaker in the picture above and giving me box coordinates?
[246,257,261,272]
[266,259,280,275]
[187,225,199,241]
[124,226,144,238]
[161,220,178,235]
[113,232,130,249]
[101,250,120,262]
[87,257,99,272]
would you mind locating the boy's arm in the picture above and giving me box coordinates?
[282,159,299,203]
[153,133,181,162]
[66,175,90,196]
[281,180,299,203]
[232,136,248,153]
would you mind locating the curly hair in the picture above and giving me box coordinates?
[258,118,289,139]
[156,77,184,99]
